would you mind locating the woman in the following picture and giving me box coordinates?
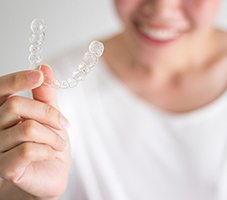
[0,0,227,199]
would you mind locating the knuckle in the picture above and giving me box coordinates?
[0,160,23,183]
[55,134,62,145]
[4,96,20,113]
[18,143,33,160]
[4,169,22,183]
[4,170,18,182]
[21,120,37,139]
[46,145,54,159]
[54,134,65,149]
[46,145,53,156]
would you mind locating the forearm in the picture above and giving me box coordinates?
[0,180,58,200]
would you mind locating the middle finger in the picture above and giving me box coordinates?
[0,119,66,153]
[0,96,69,130]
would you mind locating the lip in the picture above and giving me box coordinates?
[134,22,183,46]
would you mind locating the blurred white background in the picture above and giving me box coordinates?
[0,0,227,76]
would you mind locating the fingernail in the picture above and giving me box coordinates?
[27,70,41,83]
[60,115,70,129]
[39,65,53,85]
[38,65,53,73]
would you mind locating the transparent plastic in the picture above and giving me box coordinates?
[28,19,104,89]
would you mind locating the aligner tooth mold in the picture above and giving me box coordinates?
[28,19,104,89]
[28,19,46,68]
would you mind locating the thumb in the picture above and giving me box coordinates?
[32,65,58,108]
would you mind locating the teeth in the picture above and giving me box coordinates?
[140,26,179,41]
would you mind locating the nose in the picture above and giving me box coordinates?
[141,0,180,19]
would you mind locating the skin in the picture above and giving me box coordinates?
[0,0,227,199]
[103,0,227,113]
[0,66,71,200]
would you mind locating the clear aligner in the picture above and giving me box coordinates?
[28,19,46,69]
[28,19,104,89]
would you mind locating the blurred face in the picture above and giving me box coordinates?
[114,0,220,59]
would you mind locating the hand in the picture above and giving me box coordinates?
[0,65,71,199]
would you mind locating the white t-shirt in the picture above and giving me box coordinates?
[49,44,227,200]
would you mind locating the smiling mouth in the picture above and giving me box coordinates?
[140,25,180,41]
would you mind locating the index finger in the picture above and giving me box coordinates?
[0,70,44,102]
